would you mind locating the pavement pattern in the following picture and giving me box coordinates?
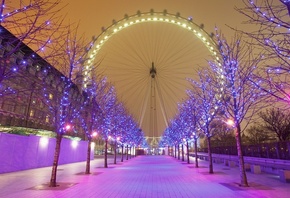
[0,155,289,198]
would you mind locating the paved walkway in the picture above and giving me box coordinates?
[0,155,289,198]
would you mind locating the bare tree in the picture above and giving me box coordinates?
[258,108,290,141]
[245,125,272,144]
[210,120,235,147]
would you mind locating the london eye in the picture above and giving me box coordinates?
[83,10,219,149]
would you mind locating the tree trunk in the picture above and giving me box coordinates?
[187,141,190,164]
[236,124,248,187]
[85,139,92,174]
[126,145,129,160]
[182,144,185,161]
[49,133,62,187]
[104,139,108,168]
[207,136,213,174]
[114,140,117,164]
[121,144,124,162]
[135,147,137,157]
[178,145,180,160]
[174,145,177,158]
[194,138,199,168]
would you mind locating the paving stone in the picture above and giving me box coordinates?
[0,155,289,198]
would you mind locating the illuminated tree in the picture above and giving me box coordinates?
[168,100,200,164]
[0,1,65,127]
[174,112,187,162]
[129,125,144,157]
[0,0,65,94]
[42,24,90,187]
[160,126,177,157]
[177,103,191,163]
[79,77,108,174]
[170,117,184,160]
[161,116,183,159]
[236,0,290,104]
[110,102,126,164]
[119,114,142,159]
[119,115,135,162]
[187,70,221,174]
[97,85,117,168]
[181,98,202,167]
[210,31,267,186]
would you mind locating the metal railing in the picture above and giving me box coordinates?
[198,141,290,160]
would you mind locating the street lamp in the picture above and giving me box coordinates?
[65,124,72,131]
[92,131,98,137]
[226,119,235,127]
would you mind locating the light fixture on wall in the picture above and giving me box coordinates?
[39,136,49,148]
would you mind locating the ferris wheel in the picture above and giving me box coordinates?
[83,10,219,148]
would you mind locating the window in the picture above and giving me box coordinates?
[3,102,14,112]
[39,100,44,108]
[29,109,34,117]
[45,115,50,123]
[15,105,26,115]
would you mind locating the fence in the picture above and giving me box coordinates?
[198,141,290,160]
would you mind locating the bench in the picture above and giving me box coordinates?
[279,170,290,183]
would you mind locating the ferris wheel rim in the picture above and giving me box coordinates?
[83,10,221,89]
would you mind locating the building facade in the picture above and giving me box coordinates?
[0,25,85,136]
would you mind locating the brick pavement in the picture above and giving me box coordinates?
[0,155,289,198]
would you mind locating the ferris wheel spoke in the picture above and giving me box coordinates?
[86,11,219,141]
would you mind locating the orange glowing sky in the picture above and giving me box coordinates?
[62,0,246,41]
[61,0,248,139]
